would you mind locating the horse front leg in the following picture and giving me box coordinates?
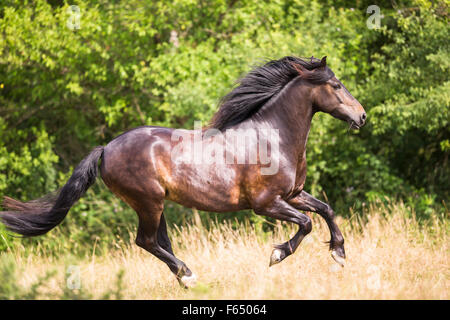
[253,195,312,266]
[288,191,346,267]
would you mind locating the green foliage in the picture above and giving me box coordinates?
[0,0,448,254]
[0,120,59,200]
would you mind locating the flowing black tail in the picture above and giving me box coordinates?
[0,146,104,237]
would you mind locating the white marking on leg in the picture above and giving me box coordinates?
[331,250,345,267]
[269,248,283,266]
[272,249,282,260]
[180,273,197,288]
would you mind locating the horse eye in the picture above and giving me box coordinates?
[332,83,341,90]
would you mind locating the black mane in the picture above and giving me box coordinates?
[210,56,334,131]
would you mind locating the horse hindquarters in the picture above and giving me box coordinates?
[99,132,197,288]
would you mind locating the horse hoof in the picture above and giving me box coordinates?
[180,273,197,288]
[269,248,283,267]
[331,250,345,267]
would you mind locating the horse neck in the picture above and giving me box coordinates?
[246,80,314,159]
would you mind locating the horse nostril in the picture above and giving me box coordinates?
[361,113,367,122]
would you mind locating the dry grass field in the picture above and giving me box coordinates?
[2,202,449,299]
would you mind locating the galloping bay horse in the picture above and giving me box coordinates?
[0,56,366,287]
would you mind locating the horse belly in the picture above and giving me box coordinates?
[163,163,247,212]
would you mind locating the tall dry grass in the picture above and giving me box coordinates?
[3,201,449,299]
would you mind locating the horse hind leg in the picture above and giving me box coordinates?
[156,212,197,287]
[134,199,196,288]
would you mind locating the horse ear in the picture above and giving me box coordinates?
[320,56,327,68]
